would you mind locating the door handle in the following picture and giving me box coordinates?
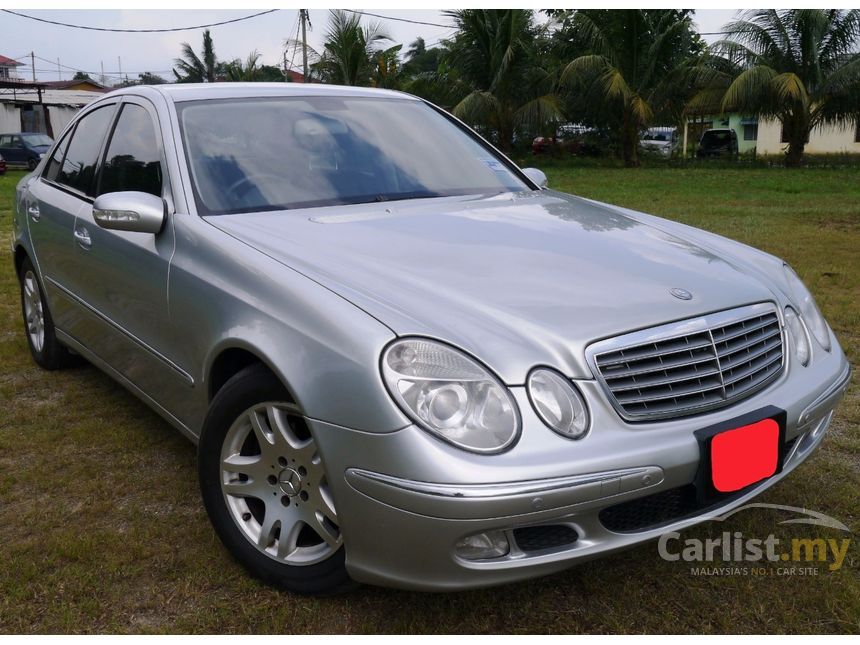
[74,227,92,250]
[27,205,40,222]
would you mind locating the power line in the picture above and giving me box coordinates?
[343,10,452,29]
[30,54,172,79]
[1,8,279,33]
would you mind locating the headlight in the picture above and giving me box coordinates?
[783,265,831,351]
[784,307,810,367]
[527,368,590,439]
[39,153,45,159]
[381,338,520,453]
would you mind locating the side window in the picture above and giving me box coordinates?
[56,105,115,196]
[0,135,10,147]
[98,104,163,197]
[44,131,72,182]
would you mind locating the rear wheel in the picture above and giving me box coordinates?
[19,257,77,370]
[198,364,353,595]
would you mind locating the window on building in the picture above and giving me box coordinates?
[743,123,758,141]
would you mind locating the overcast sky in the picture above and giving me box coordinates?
[0,9,740,84]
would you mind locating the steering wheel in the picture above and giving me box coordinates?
[225,173,286,200]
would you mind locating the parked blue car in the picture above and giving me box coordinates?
[0,132,54,170]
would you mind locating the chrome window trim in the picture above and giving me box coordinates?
[585,302,785,423]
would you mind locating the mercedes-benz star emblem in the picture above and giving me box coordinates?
[278,468,302,497]
[669,287,693,300]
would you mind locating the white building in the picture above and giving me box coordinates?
[756,118,860,156]
[0,86,101,138]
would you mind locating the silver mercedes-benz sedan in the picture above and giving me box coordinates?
[12,84,850,594]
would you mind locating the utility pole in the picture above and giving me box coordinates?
[300,9,309,82]
[30,51,35,82]
[56,58,61,80]
[100,61,105,86]
[117,56,122,83]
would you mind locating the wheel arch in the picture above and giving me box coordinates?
[14,244,30,279]
[206,342,299,406]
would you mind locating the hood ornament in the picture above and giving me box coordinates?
[670,287,693,301]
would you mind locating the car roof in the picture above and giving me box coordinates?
[104,82,419,104]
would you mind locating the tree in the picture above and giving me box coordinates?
[708,9,860,167]
[440,9,562,152]
[72,71,93,81]
[222,51,285,82]
[371,44,403,89]
[316,10,392,86]
[138,72,167,85]
[560,10,703,166]
[402,37,445,77]
[173,28,217,83]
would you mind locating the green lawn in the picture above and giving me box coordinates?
[0,166,858,634]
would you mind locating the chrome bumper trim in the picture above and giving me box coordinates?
[345,466,665,520]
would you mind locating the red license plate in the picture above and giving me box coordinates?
[710,418,780,492]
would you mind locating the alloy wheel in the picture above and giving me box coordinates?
[220,402,342,566]
[23,270,45,353]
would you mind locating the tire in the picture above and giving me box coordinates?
[19,257,77,370]
[198,364,354,595]
[27,158,37,171]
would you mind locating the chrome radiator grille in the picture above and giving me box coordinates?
[589,305,784,421]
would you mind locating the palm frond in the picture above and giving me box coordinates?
[720,64,778,113]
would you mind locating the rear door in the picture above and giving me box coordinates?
[27,103,118,331]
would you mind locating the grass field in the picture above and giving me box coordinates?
[0,165,857,634]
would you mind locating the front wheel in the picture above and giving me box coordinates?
[198,364,353,595]
[27,158,37,171]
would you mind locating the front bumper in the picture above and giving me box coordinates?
[310,341,851,591]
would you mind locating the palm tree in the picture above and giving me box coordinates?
[316,10,392,86]
[173,29,217,83]
[406,37,427,61]
[371,45,403,89]
[708,9,860,167]
[222,51,285,82]
[441,10,562,153]
[560,10,702,166]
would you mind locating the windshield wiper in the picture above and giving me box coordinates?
[372,191,445,203]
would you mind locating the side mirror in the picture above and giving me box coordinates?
[522,167,548,189]
[93,191,166,234]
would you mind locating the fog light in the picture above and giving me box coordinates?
[455,530,510,560]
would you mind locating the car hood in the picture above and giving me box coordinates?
[30,145,51,154]
[209,190,777,382]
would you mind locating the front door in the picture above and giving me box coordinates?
[62,97,188,419]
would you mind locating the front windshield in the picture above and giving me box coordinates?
[178,96,530,215]
[21,133,53,147]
